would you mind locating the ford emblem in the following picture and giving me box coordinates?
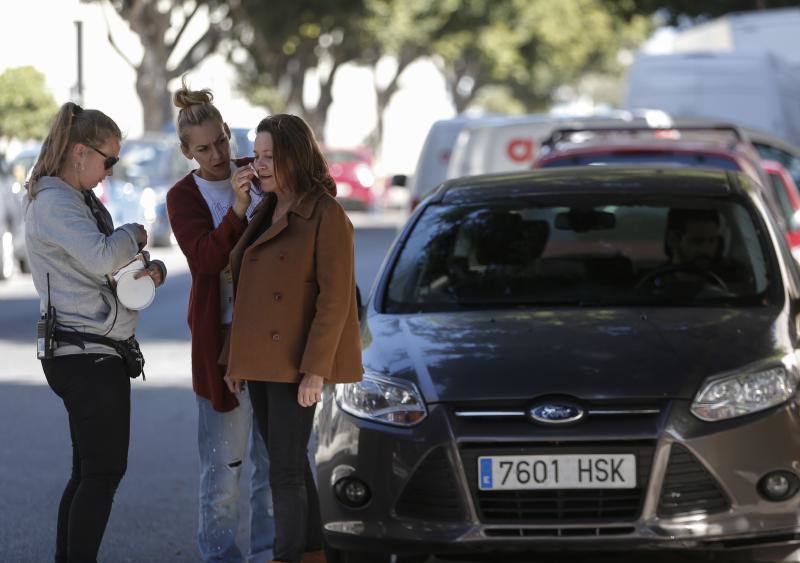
[529,403,584,425]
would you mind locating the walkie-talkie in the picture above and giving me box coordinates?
[36,273,56,360]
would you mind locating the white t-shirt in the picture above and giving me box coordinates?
[195,162,263,323]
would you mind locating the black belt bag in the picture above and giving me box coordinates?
[54,330,146,380]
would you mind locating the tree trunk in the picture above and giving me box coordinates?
[369,52,417,153]
[110,0,224,134]
[305,60,341,143]
[136,49,173,132]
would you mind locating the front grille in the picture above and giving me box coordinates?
[485,526,635,537]
[461,442,655,524]
[394,446,466,521]
[658,444,730,517]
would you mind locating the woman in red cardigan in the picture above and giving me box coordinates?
[166,80,275,562]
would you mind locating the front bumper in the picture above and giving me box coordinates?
[316,395,800,555]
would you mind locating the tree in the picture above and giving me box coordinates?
[85,0,233,132]
[0,66,58,142]
[355,0,651,152]
[228,0,366,140]
[429,0,652,113]
[356,0,458,150]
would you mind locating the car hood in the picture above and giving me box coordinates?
[361,307,788,403]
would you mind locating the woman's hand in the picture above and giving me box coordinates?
[134,263,165,287]
[128,223,148,250]
[231,165,255,219]
[224,373,244,394]
[298,373,324,407]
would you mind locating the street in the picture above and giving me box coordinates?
[0,215,403,563]
[0,214,779,563]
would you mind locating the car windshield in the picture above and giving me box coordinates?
[385,195,777,313]
[541,153,741,170]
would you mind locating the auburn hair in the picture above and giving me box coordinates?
[255,114,336,198]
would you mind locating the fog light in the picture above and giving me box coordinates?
[334,477,371,508]
[758,471,800,501]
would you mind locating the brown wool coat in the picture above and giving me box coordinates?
[225,189,363,384]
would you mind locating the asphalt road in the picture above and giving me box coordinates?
[0,212,791,562]
[0,214,401,563]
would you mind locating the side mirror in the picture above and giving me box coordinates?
[389,174,407,189]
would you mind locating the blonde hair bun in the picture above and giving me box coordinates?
[173,75,214,109]
[173,86,214,109]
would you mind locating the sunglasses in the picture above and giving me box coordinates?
[87,145,120,170]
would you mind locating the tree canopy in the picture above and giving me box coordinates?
[83,0,233,132]
[0,66,58,142]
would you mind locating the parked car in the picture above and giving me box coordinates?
[762,160,800,262]
[0,172,14,280]
[406,110,673,212]
[5,146,42,274]
[324,147,377,211]
[110,134,193,246]
[230,126,255,158]
[318,167,800,562]
[533,123,791,237]
[746,127,800,189]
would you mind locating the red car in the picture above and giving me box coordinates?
[763,160,800,260]
[534,140,766,184]
[324,148,376,211]
[532,135,793,237]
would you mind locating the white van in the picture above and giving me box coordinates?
[406,114,502,209]
[446,111,669,180]
[624,51,800,147]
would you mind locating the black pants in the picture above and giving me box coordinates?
[42,354,131,563]
[249,380,322,562]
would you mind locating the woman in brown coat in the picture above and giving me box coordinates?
[224,114,363,563]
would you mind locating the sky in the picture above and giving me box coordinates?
[0,0,456,173]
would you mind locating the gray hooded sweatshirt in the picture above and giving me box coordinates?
[25,176,143,357]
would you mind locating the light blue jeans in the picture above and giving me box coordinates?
[197,391,275,563]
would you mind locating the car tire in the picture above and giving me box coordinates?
[0,228,15,280]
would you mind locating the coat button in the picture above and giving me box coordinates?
[274,292,283,302]
[271,332,280,342]
[278,252,287,261]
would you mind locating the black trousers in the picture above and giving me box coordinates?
[42,354,131,563]
[248,380,322,562]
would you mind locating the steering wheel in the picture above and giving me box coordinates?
[636,263,728,291]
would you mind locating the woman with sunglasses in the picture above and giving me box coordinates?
[24,101,165,562]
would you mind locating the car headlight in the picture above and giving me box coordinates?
[691,359,799,422]
[335,372,427,427]
[354,164,374,188]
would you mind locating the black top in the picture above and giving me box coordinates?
[245,193,277,248]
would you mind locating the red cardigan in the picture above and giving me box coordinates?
[166,158,252,412]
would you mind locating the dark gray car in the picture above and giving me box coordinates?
[318,167,800,562]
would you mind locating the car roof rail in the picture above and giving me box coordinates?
[540,123,750,151]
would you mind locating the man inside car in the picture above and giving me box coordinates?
[639,208,744,295]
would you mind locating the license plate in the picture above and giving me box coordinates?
[478,454,636,490]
